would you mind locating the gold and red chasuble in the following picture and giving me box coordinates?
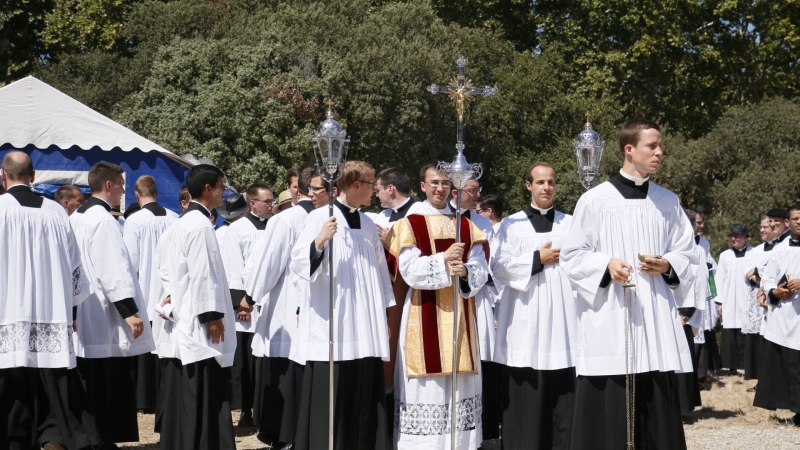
[386,214,489,378]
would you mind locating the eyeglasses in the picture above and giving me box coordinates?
[463,186,482,195]
[475,208,490,215]
[424,181,452,190]
[358,180,376,187]
[308,186,326,194]
[696,221,705,225]
[254,198,275,206]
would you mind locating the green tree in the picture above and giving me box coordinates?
[1,0,54,84]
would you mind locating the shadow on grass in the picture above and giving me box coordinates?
[686,406,740,422]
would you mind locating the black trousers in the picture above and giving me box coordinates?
[76,356,139,443]
[499,365,576,450]
[570,371,686,450]
[231,331,256,412]
[0,367,101,450]
[294,358,390,450]
[754,340,800,413]
[721,328,746,371]
[157,358,235,450]
[744,333,763,380]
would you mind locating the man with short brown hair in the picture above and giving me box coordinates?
[54,184,85,215]
[71,162,155,447]
[561,119,698,449]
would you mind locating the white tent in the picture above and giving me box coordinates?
[0,76,191,211]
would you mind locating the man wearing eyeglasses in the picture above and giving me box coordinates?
[244,166,316,448]
[221,182,274,427]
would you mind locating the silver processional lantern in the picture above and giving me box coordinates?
[429,54,494,450]
[310,100,349,450]
[573,112,605,190]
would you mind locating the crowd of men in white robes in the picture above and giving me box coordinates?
[2,117,800,450]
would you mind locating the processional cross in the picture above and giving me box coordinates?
[427,55,496,153]
[427,55,495,450]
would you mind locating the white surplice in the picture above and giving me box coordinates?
[222,214,266,332]
[288,205,395,364]
[153,206,236,367]
[244,201,313,358]
[742,243,770,335]
[490,209,576,370]
[761,240,800,350]
[693,236,718,344]
[122,203,178,321]
[394,237,488,450]
[560,181,698,376]
[716,246,753,329]
[70,201,154,358]
[0,190,91,369]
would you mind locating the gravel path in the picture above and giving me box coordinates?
[121,374,800,449]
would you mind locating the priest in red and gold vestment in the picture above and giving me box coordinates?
[386,211,490,450]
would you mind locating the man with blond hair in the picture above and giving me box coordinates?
[123,175,178,412]
[290,161,395,450]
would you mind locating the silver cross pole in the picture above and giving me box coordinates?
[428,55,494,450]
[427,55,496,153]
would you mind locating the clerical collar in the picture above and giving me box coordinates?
[334,199,361,229]
[732,246,747,258]
[777,229,791,243]
[789,238,800,247]
[609,171,649,199]
[6,184,43,208]
[141,201,167,217]
[77,196,112,214]
[695,235,701,245]
[180,200,211,218]
[6,183,31,191]
[529,204,553,215]
[389,197,417,221]
[393,197,412,213]
[425,201,452,215]
[618,170,650,186]
[245,212,268,230]
[336,198,358,213]
[297,198,315,213]
[524,205,555,233]
[447,201,472,219]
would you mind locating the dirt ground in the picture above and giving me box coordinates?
[121,374,800,449]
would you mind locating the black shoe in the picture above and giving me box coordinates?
[238,410,255,427]
[792,414,800,427]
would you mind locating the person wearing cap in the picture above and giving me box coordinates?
[754,203,800,424]
[715,224,753,375]
[767,207,791,245]
[243,166,317,448]
[215,193,249,248]
[222,183,275,427]
[273,190,294,214]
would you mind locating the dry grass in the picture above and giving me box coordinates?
[122,374,800,449]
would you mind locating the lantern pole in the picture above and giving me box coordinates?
[311,100,349,450]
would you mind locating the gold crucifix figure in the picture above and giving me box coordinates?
[427,55,496,152]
